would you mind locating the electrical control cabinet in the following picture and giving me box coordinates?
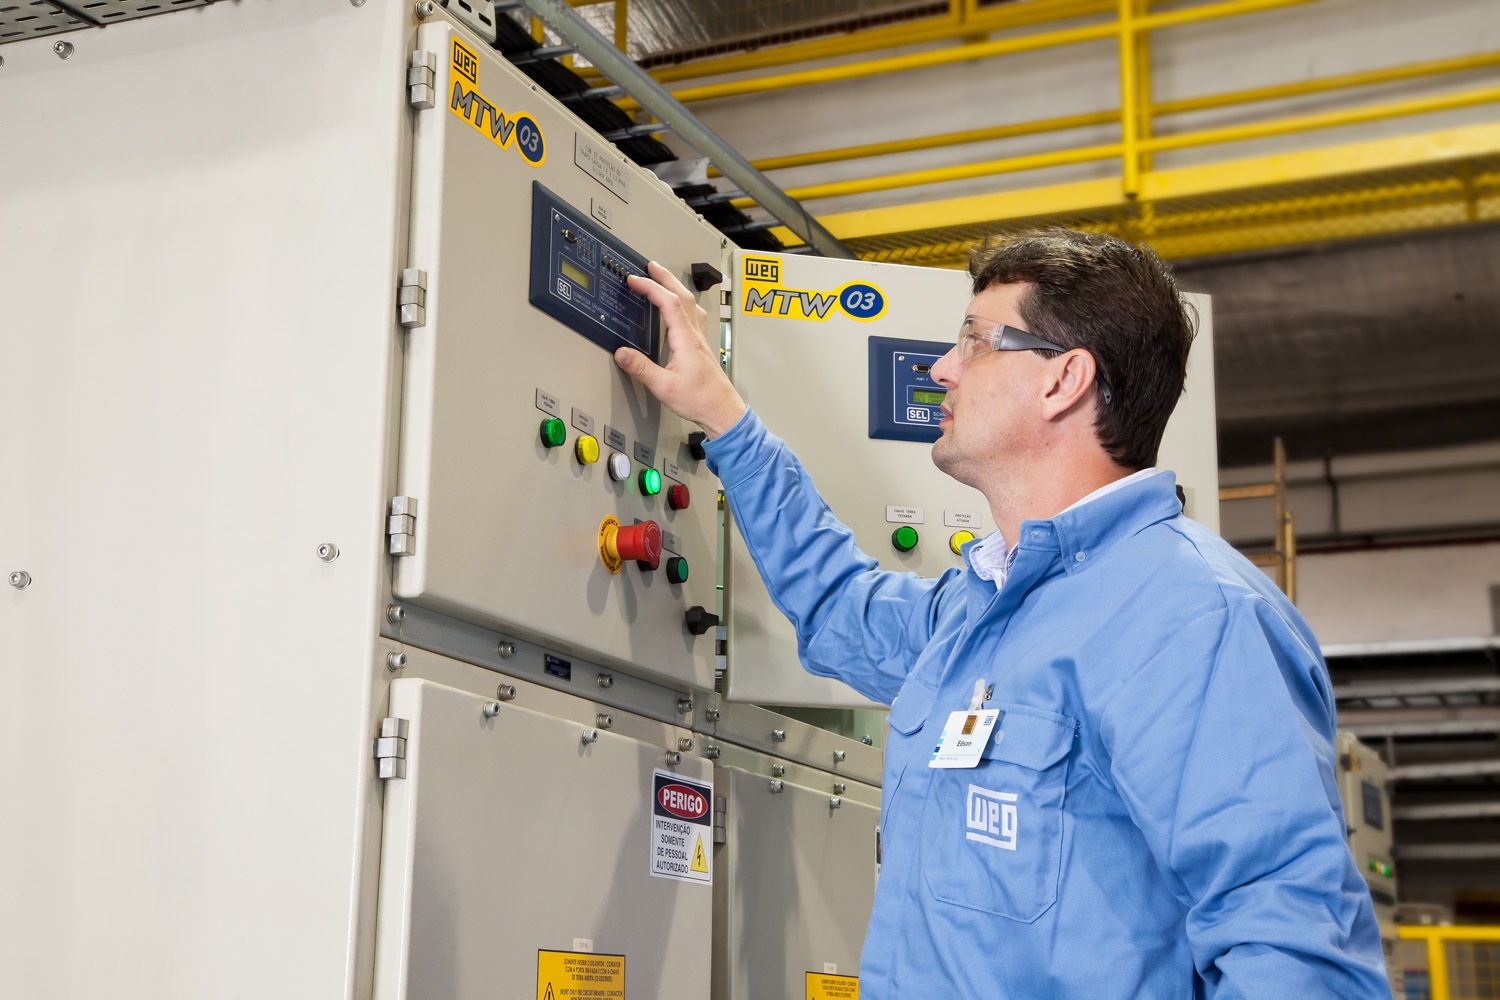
[1335,731,1401,996]
[374,670,714,1000]
[395,22,726,692]
[702,740,879,1000]
[724,251,1219,707]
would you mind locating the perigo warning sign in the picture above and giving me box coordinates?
[650,769,712,885]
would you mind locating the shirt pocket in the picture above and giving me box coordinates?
[920,703,1076,922]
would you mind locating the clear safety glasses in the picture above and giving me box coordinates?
[955,316,1114,405]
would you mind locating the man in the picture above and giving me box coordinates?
[617,230,1390,999]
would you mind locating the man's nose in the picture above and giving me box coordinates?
[931,345,961,388]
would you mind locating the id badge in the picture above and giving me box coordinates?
[929,709,1000,768]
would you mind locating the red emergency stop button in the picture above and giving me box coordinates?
[613,519,662,570]
[667,483,690,511]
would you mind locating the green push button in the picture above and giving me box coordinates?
[639,466,662,496]
[666,556,689,584]
[539,417,567,449]
[892,525,919,552]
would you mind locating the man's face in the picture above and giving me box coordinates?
[929,282,1037,488]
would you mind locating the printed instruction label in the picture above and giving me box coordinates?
[634,441,655,467]
[661,529,683,555]
[885,506,923,524]
[806,972,859,999]
[537,949,624,1000]
[944,510,981,528]
[650,769,712,885]
[603,425,627,453]
[536,388,561,418]
[571,407,595,436]
[590,198,614,229]
[575,132,631,202]
[662,457,684,483]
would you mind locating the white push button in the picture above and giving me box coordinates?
[607,451,631,482]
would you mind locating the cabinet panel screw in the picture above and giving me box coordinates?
[8,571,31,590]
[664,751,682,766]
[414,1,435,17]
[832,750,847,763]
[495,684,518,701]
[386,604,406,625]
[386,651,407,671]
[317,542,339,562]
[597,673,614,689]
[497,641,517,659]
[829,796,843,809]
[771,764,785,777]
[769,779,784,793]
[482,701,502,718]
[53,40,73,59]
[771,729,787,743]
[677,698,694,715]
[596,714,614,729]
[834,782,846,794]
[581,728,600,745]
[677,737,694,752]
[704,708,721,723]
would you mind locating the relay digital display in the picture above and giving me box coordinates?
[529,181,659,359]
[868,335,952,442]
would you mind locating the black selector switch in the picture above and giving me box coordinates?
[687,431,708,461]
[690,262,724,292]
[684,606,720,636]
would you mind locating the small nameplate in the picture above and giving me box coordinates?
[535,388,561,418]
[590,198,613,229]
[604,425,628,452]
[944,510,981,528]
[661,529,683,555]
[571,407,595,435]
[662,458,684,482]
[886,506,924,524]
[634,441,655,466]
[575,133,630,203]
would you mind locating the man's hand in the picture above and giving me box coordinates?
[616,261,746,438]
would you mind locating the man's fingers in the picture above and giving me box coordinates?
[646,261,701,320]
[627,271,705,350]
[614,346,667,392]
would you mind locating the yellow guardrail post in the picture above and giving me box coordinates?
[1118,0,1140,199]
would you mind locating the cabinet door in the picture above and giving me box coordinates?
[714,764,880,1000]
[395,21,725,691]
[372,678,713,1000]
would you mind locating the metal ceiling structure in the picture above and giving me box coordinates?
[566,0,1500,266]
[1176,222,1500,464]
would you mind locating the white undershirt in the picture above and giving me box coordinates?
[968,468,1160,589]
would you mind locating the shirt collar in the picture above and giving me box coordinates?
[960,467,1170,578]
[1039,470,1182,576]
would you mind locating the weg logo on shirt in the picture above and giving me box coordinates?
[966,785,1018,851]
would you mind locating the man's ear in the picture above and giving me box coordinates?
[1039,350,1097,421]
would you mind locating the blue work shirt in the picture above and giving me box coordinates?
[705,409,1390,1000]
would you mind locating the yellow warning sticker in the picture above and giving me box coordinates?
[691,835,709,873]
[806,972,858,1000]
[537,950,625,1000]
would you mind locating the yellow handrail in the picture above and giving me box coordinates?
[1398,925,1500,1000]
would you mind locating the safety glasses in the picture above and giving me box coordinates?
[955,316,1114,405]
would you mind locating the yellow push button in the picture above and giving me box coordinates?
[949,530,976,555]
[575,434,600,465]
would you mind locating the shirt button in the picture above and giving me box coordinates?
[1074,551,1087,563]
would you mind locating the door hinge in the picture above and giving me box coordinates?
[388,496,419,556]
[399,268,428,329]
[375,717,410,779]
[713,794,727,845]
[407,50,438,109]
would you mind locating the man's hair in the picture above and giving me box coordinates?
[968,228,1196,470]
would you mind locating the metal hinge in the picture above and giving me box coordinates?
[713,794,727,845]
[388,495,418,556]
[407,50,438,110]
[375,717,410,779]
[399,268,428,329]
